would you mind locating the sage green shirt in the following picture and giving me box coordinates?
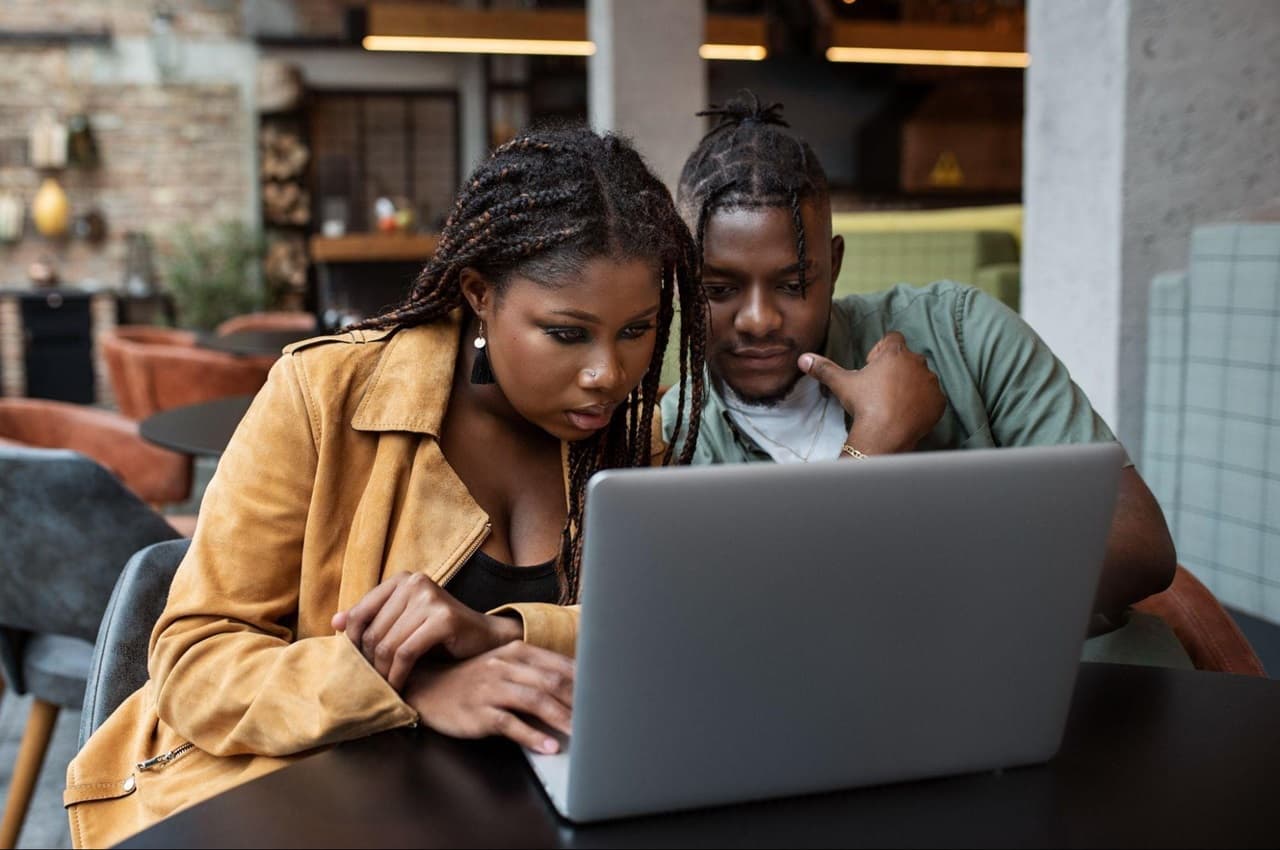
[662,282,1129,465]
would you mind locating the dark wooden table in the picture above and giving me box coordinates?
[138,395,254,456]
[118,663,1280,848]
[197,328,315,357]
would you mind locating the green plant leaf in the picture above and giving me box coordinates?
[156,220,268,331]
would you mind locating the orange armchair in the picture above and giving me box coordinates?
[0,398,192,505]
[215,310,316,336]
[1134,565,1266,677]
[100,326,273,421]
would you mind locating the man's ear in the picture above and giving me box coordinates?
[829,233,845,288]
[459,268,495,322]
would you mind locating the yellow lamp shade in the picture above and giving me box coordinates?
[32,177,70,237]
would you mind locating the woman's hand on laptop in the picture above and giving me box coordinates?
[404,641,574,755]
[798,331,946,455]
[332,571,524,690]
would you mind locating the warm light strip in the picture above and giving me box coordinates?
[362,35,596,56]
[825,46,1028,67]
[365,35,767,61]
[699,43,767,61]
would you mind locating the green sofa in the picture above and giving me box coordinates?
[832,229,1021,311]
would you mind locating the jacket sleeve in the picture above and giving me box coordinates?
[148,355,418,758]
[488,603,581,658]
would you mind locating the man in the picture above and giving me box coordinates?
[662,93,1176,630]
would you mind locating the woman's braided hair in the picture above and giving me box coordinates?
[352,126,707,604]
[677,90,830,298]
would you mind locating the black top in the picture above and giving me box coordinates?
[446,548,559,613]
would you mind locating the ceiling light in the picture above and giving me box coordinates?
[825,46,1029,67]
[699,43,767,61]
[362,35,595,56]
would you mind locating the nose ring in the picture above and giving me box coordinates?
[586,369,599,380]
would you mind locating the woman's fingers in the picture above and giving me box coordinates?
[496,661,574,734]
[386,618,454,691]
[338,573,404,646]
[484,707,561,754]
[358,582,412,663]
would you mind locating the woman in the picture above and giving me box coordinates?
[66,127,707,848]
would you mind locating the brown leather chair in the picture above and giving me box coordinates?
[1134,565,1267,677]
[100,326,273,421]
[215,310,316,336]
[0,398,191,506]
[109,326,197,347]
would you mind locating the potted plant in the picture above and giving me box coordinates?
[157,220,267,331]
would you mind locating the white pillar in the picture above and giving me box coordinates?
[458,55,489,176]
[1023,0,1280,455]
[588,0,706,191]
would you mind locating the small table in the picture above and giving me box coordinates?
[139,395,254,456]
[118,664,1280,848]
[197,329,315,357]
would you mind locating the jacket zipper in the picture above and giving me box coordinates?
[136,742,195,772]
[438,521,491,587]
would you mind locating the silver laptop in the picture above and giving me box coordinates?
[524,442,1123,822]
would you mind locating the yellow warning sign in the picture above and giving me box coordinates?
[929,151,964,187]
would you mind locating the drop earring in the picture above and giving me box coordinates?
[470,321,494,384]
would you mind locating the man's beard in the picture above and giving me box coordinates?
[716,328,827,408]
[722,369,806,408]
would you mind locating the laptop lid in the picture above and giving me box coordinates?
[553,443,1122,822]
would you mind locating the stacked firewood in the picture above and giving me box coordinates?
[265,237,308,302]
[260,125,310,226]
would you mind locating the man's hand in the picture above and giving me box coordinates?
[332,571,523,691]
[405,641,574,755]
[798,331,946,456]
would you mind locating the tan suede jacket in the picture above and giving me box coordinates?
[65,316,580,848]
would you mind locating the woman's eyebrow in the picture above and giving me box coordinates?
[549,305,660,324]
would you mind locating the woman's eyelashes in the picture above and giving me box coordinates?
[544,326,588,344]
[542,323,655,344]
[619,322,656,340]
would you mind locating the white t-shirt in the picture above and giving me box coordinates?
[722,376,848,464]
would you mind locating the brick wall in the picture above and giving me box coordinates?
[0,72,248,287]
[0,0,252,397]
[0,0,242,38]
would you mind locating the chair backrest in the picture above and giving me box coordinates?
[216,310,316,336]
[0,447,181,643]
[112,325,198,347]
[0,398,191,504]
[100,327,273,420]
[1133,565,1267,676]
[79,538,191,749]
[1140,222,1280,627]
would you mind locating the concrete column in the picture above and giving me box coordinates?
[457,55,489,176]
[1023,0,1280,455]
[588,0,706,191]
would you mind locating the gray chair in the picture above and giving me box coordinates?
[79,539,191,749]
[0,447,180,849]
